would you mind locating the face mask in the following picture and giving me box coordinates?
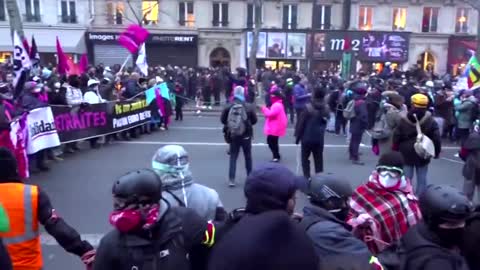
[109,204,160,233]
[378,173,401,190]
[434,227,465,248]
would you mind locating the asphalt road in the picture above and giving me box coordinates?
[28,113,464,270]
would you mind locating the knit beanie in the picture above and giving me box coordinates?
[233,86,245,102]
[411,93,429,108]
[377,152,404,170]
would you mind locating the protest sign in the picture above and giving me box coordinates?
[26,107,61,154]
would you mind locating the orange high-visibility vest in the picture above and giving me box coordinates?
[0,183,42,270]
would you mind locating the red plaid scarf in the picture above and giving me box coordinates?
[350,171,422,253]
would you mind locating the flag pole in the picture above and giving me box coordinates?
[119,55,131,73]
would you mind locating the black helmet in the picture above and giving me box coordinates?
[308,174,353,206]
[112,169,162,208]
[420,185,473,226]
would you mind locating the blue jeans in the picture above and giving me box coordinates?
[404,165,429,195]
[229,137,252,180]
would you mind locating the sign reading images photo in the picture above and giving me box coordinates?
[246,32,267,58]
[267,33,286,58]
[287,33,306,58]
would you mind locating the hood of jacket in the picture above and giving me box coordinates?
[306,99,329,117]
[152,145,194,190]
[303,205,352,230]
[404,110,432,127]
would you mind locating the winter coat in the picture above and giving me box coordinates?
[123,79,141,99]
[392,111,442,166]
[262,99,288,137]
[208,210,319,270]
[460,133,480,184]
[220,101,258,139]
[349,98,369,135]
[162,179,225,222]
[376,102,406,155]
[301,206,371,259]
[455,98,477,129]
[293,83,310,109]
[463,208,480,270]
[93,206,208,270]
[83,88,105,104]
[401,222,469,270]
[295,99,329,144]
[65,86,83,105]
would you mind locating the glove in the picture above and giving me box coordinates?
[81,249,96,269]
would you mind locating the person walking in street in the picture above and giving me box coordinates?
[293,75,311,123]
[261,87,288,162]
[221,86,257,187]
[151,145,226,221]
[454,89,478,146]
[392,93,441,195]
[0,147,95,270]
[459,132,480,202]
[93,169,216,270]
[344,82,369,165]
[295,86,329,179]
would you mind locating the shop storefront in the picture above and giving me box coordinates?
[310,31,410,74]
[86,32,198,67]
[245,31,308,71]
[447,35,476,75]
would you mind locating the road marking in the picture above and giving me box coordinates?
[169,126,222,130]
[115,141,460,150]
[440,157,464,164]
[41,233,103,247]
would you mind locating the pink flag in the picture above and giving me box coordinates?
[118,24,149,53]
[78,54,89,74]
[56,37,69,75]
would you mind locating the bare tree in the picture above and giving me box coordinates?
[248,0,263,78]
[6,0,24,39]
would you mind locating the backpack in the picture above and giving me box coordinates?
[413,114,435,160]
[227,103,247,137]
[343,99,356,119]
[371,112,392,140]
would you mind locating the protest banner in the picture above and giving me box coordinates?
[26,107,61,154]
[52,98,151,143]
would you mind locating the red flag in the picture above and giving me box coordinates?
[118,24,149,53]
[22,38,30,56]
[67,57,81,75]
[78,54,89,74]
[56,37,69,74]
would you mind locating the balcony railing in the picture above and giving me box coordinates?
[23,14,41,22]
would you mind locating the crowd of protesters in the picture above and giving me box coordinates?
[1,59,480,270]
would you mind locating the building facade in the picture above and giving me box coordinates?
[0,0,477,74]
[0,0,94,64]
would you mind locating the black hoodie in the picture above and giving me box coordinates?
[295,99,330,144]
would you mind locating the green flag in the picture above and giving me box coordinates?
[0,204,9,233]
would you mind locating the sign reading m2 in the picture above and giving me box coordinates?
[329,38,361,51]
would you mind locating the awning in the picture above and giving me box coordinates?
[0,27,86,54]
[460,40,477,51]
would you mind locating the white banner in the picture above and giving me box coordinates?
[26,107,60,154]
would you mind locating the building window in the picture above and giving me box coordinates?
[60,0,77,23]
[422,7,439,33]
[142,0,158,25]
[106,1,125,25]
[312,5,331,30]
[392,7,406,31]
[455,8,469,33]
[25,0,41,22]
[247,3,263,28]
[358,6,373,30]
[282,4,297,29]
[0,0,5,21]
[212,2,228,27]
[179,2,194,27]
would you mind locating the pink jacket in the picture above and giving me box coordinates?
[261,100,287,137]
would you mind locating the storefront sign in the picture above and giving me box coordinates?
[87,32,197,45]
[312,31,410,62]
